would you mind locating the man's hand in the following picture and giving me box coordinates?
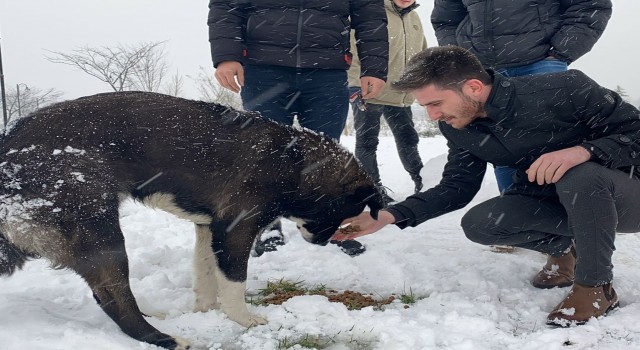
[214,61,244,93]
[359,76,385,100]
[526,146,592,185]
[331,210,396,241]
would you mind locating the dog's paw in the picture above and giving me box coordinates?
[230,313,267,328]
[173,336,192,350]
[194,298,221,313]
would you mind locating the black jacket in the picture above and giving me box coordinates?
[208,0,389,80]
[388,70,640,228]
[431,0,612,68]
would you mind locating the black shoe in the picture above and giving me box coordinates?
[410,173,423,193]
[252,229,286,257]
[330,239,366,257]
[376,184,395,206]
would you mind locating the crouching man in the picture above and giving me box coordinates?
[333,46,640,326]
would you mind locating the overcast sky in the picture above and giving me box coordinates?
[1,0,639,104]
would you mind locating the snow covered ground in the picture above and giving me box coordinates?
[2,135,640,350]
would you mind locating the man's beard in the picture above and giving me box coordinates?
[461,94,485,119]
[441,95,485,127]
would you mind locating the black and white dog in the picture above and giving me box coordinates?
[0,92,383,349]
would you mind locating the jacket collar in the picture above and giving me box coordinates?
[480,70,516,125]
[386,0,420,17]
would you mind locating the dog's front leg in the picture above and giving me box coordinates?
[217,278,267,327]
[210,221,267,327]
[193,224,220,312]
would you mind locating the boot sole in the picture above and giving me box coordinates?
[546,300,620,327]
[532,280,574,289]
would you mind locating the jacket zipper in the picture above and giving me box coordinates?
[296,2,303,67]
[484,0,495,66]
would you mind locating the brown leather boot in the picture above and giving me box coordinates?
[546,283,619,327]
[531,245,575,289]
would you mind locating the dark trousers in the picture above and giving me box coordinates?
[351,101,422,184]
[241,64,349,140]
[461,162,640,286]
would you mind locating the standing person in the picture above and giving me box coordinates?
[333,46,640,326]
[208,0,389,257]
[431,0,612,192]
[347,0,427,205]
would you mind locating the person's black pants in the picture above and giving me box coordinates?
[352,102,422,184]
[461,162,640,286]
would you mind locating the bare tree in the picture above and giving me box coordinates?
[162,69,184,97]
[3,84,63,125]
[46,41,168,92]
[130,44,168,92]
[194,66,242,109]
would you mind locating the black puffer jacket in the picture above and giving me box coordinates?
[208,0,389,80]
[388,70,640,228]
[431,0,612,68]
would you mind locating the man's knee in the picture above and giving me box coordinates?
[555,162,609,194]
[461,205,498,245]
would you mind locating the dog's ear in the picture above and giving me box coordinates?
[355,186,384,220]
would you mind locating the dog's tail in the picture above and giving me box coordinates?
[0,232,33,276]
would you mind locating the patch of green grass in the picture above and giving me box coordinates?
[399,286,417,305]
[260,278,307,296]
[277,335,332,349]
[308,283,328,294]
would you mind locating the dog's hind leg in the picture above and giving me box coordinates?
[68,218,190,350]
[193,223,221,312]
[209,220,267,327]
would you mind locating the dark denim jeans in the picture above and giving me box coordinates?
[241,65,349,140]
[493,58,568,192]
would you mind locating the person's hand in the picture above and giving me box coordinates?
[331,210,396,241]
[214,61,244,93]
[359,76,385,99]
[526,146,592,185]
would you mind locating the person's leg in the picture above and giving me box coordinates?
[295,69,349,140]
[383,105,423,193]
[240,64,296,125]
[353,102,383,184]
[291,69,365,256]
[241,65,297,255]
[461,194,573,255]
[554,162,640,285]
[464,162,640,325]
[351,102,396,205]
[546,162,640,325]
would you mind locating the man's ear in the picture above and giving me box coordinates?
[463,79,485,97]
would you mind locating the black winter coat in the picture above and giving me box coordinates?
[388,70,640,228]
[208,0,389,80]
[431,0,612,68]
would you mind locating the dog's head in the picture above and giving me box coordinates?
[282,134,385,245]
[287,184,384,245]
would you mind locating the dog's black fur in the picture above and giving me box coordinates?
[0,91,383,349]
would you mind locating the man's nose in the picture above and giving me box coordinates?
[426,107,441,121]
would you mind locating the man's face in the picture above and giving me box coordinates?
[393,0,416,9]
[413,84,485,129]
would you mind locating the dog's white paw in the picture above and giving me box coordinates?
[173,336,192,350]
[229,313,267,328]
[194,298,221,313]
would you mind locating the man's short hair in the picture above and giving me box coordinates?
[392,46,492,92]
